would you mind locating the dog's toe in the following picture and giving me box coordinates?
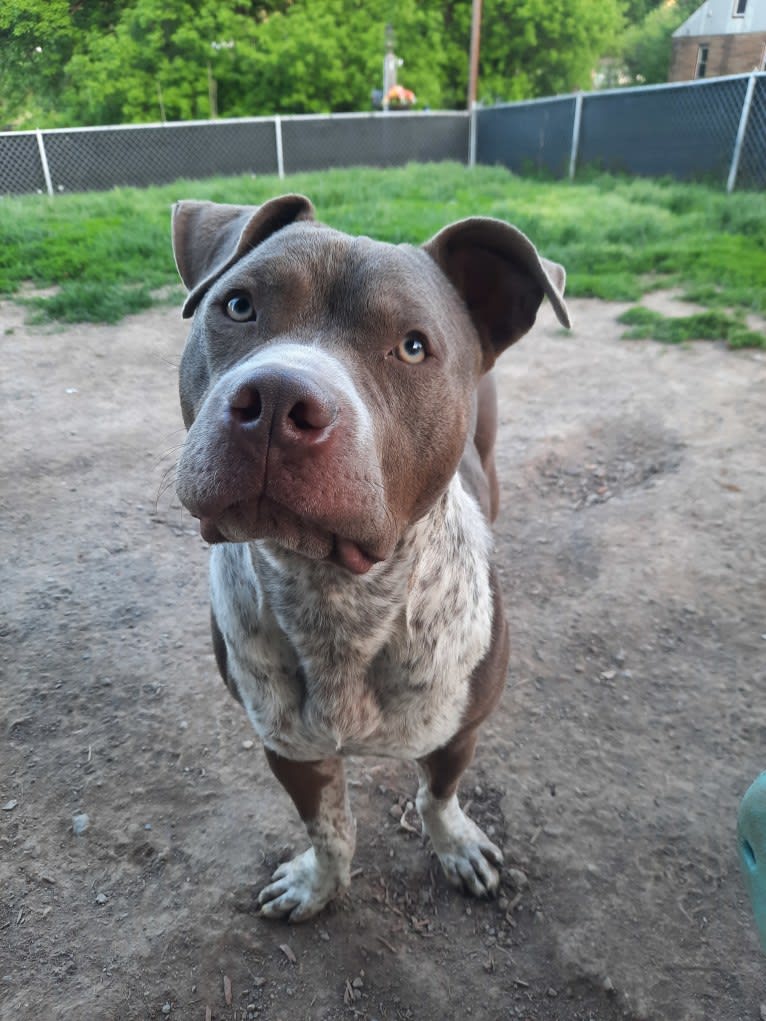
[440,844,501,897]
[257,847,345,921]
[420,797,503,898]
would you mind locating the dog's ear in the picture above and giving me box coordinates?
[172,195,315,318]
[423,217,570,370]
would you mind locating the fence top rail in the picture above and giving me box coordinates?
[279,110,467,122]
[0,108,468,141]
[480,93,577,112]
[588,69,765,100]
[0,116,276,139]
[476,70,766,113]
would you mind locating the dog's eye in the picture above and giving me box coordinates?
[394,333,427,365]
[225,293,256,322]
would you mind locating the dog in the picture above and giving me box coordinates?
[171,194,570,921]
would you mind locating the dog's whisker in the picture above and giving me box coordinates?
[152,445,183,471]
[153,460,182,511]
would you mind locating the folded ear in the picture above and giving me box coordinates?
[423,217,571,370]
[171,194,316,318]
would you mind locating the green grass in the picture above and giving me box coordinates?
[618,306,766,350]
[1,162,765,345]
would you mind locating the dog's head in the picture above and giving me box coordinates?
[172,195,569,573]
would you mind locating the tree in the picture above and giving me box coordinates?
[621,0,700,84]
[623,0,667,24]
[0,0,125,127]
[0,0,633,128]
[475,0,625,103]
[62,0,268,125]
[232,0,448,115]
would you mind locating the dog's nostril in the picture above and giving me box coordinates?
[230,384,262,424]
[287,398,335,432]
[288,400,317,431]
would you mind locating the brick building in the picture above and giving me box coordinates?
[670,0,766,81]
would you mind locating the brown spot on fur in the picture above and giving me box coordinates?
[417,727,479,802]
[264,749,344,823]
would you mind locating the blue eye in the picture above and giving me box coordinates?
[225,293,255,322]
[395,332,427,364]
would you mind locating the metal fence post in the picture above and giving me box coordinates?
[568,92,583,181]
[468,102,478,168]
[727,73,757,193]
[274,116,285,179]
[35,129,54,196]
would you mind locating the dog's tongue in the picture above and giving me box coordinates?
[335,537,379,575]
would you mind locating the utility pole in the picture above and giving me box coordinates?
[467,0,482,110]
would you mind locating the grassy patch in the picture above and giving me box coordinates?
[1,163,765,331]
[21,282,155,325]
[618,306,766,349]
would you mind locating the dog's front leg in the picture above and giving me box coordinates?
[416,728,503,897]
[258,750,356,922]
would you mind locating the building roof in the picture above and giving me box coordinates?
[673,0,766,38]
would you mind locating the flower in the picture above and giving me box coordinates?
[386,85,416,106]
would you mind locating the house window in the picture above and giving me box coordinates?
[733,0,747,16]
[695,44,709,78]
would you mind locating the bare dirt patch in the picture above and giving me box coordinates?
[1,298,765,1020]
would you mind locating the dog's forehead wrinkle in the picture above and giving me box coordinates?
[248,227,435,329]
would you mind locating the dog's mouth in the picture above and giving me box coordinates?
[196,502,385,576]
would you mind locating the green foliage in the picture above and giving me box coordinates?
[1,164,765,349]
[623,0,666,22]
[0,0,125,127]
[619,306,766,349]
[478,0,624,102]
[2,0,626,127]
[235,1,448,115]
[620,0,699,85]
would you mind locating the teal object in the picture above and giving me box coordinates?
[738,772,766,952]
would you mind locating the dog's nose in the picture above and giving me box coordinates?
[228,369,339,447]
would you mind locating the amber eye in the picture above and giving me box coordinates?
[225,293,256,322]
[394,333,427,364]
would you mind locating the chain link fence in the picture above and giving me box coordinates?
[0,131,49,195]
[279,112,468,173]
[0,112,469,197]
[474,94,577,178]
[1,74,763,197]
[40,119,281,193]
[476,71,765,192]
[577,75,747,183]
[738,75,766,189]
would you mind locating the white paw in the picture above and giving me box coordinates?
[419,795,503,897]
[257,848,346,922]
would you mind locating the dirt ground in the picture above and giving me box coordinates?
[2,292,765,1021]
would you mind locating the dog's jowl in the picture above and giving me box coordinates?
[171,195,570,921]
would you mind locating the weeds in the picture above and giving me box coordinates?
[618,306,766,349]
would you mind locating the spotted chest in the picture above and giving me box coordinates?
[209,477,494,761]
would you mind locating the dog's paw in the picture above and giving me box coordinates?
[433,815,503,897]
[257,848,346,922]
[419,796,503,897]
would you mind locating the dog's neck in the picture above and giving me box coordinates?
[250,473,488,632]
[246,475,492,746]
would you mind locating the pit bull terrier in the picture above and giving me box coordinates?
[171,195,570,921]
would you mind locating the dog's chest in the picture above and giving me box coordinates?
[210,482,493,760]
